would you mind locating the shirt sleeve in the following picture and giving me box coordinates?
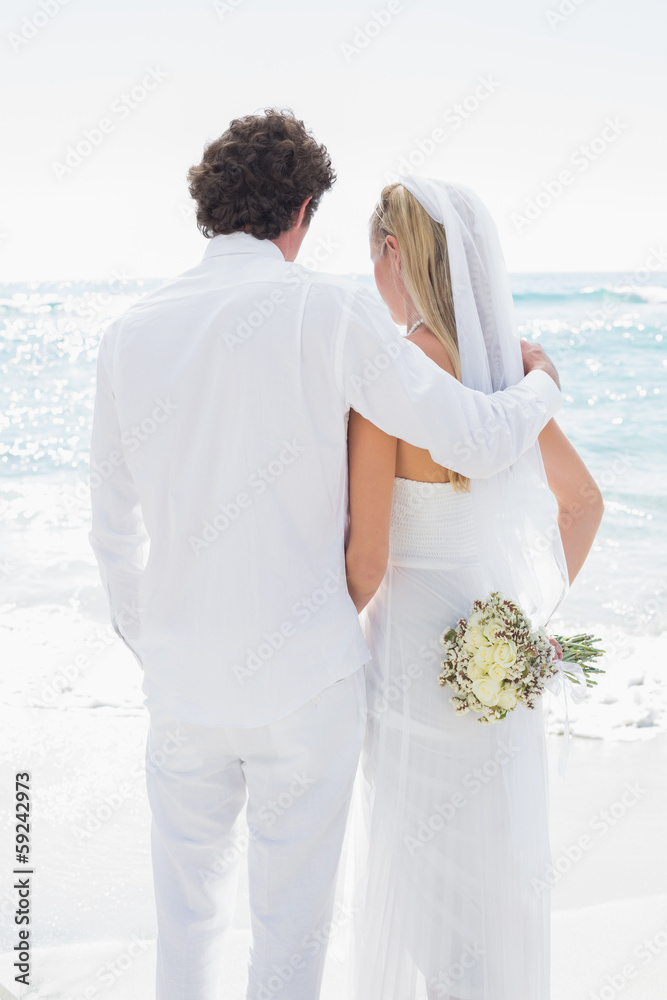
[337,287,561,479]
[88,330,149,664]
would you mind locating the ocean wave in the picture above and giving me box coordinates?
[512,284,667,306]
[0,296,67,311]
[3,277,667,313]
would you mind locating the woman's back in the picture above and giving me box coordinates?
[395,326,456,485]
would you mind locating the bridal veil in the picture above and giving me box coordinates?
[397,173,569,627]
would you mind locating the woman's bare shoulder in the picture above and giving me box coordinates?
[407,327,456,376]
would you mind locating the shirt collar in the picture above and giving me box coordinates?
[202,231,285,262]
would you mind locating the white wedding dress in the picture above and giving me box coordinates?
[349,476,552,1000]
[344,176,568,1000]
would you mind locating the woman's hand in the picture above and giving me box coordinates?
[548,636,563,660]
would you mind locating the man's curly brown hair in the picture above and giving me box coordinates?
[187,109,336,240]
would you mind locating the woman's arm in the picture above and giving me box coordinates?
[538,418,604,584]
[346,411,397,613]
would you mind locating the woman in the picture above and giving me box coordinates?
[345,178,603,1000]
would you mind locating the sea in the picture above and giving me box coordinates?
[1,271,666,741]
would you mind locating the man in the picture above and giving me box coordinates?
[89,109,561,999]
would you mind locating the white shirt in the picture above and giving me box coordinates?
[89,232,561,727]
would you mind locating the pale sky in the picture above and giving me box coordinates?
[1,0,666,281]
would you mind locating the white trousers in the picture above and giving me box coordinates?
[144,668,366,1000]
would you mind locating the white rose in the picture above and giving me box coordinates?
[473,644,495,670]
[465,626,491,651]
[487,661,507,682]
[468,660,488,680]
[493,640,517,667]
[471,676,502,707]
[483,618,504,643]
[496,686,518,711]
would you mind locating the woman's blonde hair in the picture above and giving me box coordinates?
[370,183,469,492]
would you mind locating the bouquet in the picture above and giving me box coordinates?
[438,592,605,724]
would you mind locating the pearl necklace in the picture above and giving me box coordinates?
[406,318,425,336]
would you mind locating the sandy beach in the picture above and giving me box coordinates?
[0,634,665,1000]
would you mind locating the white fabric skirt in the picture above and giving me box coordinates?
[348,479,552,1000]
